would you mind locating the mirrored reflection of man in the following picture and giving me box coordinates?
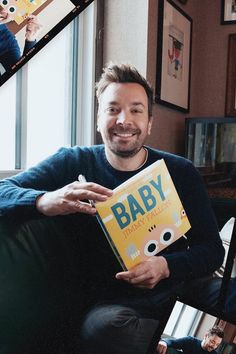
[157,326,224,354]
[0,6,42,73]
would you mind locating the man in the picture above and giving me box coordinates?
[0,5,42,73]
[157,326,224,354]
[0,63,224,353]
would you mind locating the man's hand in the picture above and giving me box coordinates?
[25,15,42,42]
[156,340,168,354]
[115,256,170,289]
[36,181,113,216]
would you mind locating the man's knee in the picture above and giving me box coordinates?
[80,304,158,354]
[81,304,141,338]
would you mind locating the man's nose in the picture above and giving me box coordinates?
[116,111,132,124]
[210,344,217,350]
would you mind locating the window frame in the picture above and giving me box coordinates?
[0,0,97,179]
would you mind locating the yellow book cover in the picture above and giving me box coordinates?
[1,0,44,24]
[95,159,191,270]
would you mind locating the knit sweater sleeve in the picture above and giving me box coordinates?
[0,25,36,71]
[0,25,21,70]
[0,147,80,218]
[163,159,225,280]
[23,39,37,56]
[164,337,198,351]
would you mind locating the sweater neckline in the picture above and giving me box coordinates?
[101,146,151,175]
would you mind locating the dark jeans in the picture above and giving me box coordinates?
[80,304,159,354]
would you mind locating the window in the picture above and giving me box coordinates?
[26,24,72,167]
[0,0,96,177]
[164,301,203,337]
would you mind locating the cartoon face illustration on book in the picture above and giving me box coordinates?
[128,207,187,260]
[0,0,43,24]
[141,223,180,258]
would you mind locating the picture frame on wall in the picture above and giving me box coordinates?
[225,34,236,117]
[221,0,236,24]
[155,0,192,113]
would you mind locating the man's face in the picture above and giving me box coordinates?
[97,82,152,158]
[0,5,13,24]
[201,334,222,352]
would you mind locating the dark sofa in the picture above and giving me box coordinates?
[0,215,91,354]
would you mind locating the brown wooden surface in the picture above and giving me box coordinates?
[6,0,54,34]
[208,187,236,200]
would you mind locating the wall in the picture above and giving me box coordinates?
[190,1,236,118]
[102,0,236,156]
[103,0,149,76]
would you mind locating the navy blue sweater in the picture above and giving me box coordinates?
[165,336,218,354]
[0,145,224,300]
[0,24,36,71]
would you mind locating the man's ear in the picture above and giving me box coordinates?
[148,116,153,135]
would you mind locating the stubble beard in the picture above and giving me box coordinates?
[110,144,143,158]
[109,133,144,158]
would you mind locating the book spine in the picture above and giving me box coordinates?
[95,213,127,271]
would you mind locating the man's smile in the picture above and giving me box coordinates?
[0,8,9,22]
[0,12,7,20]
[111,127,140,139]
[113,132,136,138]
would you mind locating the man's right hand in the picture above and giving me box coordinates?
[25,15,42,41]
[156,340,168,354]
[36,181,113,216]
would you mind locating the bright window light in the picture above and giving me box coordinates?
[26,24,71,168]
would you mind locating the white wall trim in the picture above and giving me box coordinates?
[76,0,97,146]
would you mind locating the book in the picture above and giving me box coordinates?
[95,159,191,270]
[1,0,44,25]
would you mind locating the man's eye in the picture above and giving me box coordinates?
[132,109,142,114]
[106,107,117,114]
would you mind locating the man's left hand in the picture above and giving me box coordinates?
[25,15,42,42]
[115,256,170,289]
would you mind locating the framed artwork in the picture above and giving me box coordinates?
[225,34,236,117]
[155,0,192,112]
[221,0,236,24]
[0,0,94,87]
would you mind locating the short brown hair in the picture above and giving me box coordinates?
[207,326,224,339]
[95,63,154,118]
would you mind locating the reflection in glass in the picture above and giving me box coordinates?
[0,75,16,170]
